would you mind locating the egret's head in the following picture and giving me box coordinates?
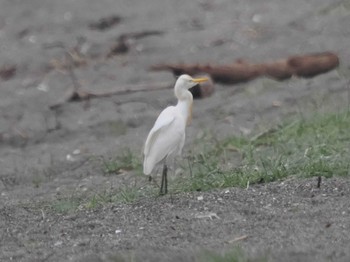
[176,74,209,90]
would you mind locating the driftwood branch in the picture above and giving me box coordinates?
[49,51,340,109]
[151,52,339,84]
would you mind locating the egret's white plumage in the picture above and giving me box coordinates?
[143,106,185,175]
[143,74,208,194]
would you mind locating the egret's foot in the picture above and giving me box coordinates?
[159,184,166,195]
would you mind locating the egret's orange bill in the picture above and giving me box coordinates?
[192,77,209,83]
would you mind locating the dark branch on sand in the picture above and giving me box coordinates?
[46,41,169,109]
[48,49,339,109]
[151,52,339,84]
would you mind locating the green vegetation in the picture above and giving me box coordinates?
[49,185,149,213]
[196,248,266,262]
[32,175,43,188]
[48,150,149,213]
[51,197,82,213]
[173,111,350,192]
[49,110,350,212]
[86,185,145,207]
[82,186,140,209]
[102,148,142,175]
[104,248,266,262]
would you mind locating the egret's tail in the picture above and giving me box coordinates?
[143,157,154,175]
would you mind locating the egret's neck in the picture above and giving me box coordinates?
[175,88,193,124]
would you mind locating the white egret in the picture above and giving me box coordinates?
[143,74,209,195]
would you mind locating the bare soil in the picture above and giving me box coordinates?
[0,0,350,261]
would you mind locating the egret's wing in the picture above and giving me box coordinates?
[144,107,176,156]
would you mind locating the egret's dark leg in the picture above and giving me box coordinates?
[159,164,168,195]
[160,169,164,195]
[164,165,168,194]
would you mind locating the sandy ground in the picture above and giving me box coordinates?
[1,0,350,261]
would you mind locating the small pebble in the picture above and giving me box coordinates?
[66,154,75,162]
[54,241,63,247]
[72,149,81,155]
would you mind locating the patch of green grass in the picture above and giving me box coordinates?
[112,186,143,204]
[174,111,350,192]
[102,148,142,175]
[85,186,144,208]
[51,198,82,213]
[32,175,43,188]
[48,111,350,211]
[48,183,154,213]
[196,248,267,262]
